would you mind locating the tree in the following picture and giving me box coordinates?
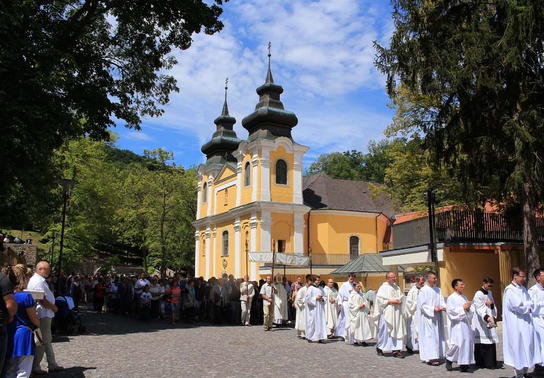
[0,0,228,208]
[375,0,544,284]
[306,140,405,183]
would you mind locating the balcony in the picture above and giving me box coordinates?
[391,209,544,250]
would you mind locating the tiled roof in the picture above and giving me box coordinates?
[303,173,397,219]
[330,253,403,274]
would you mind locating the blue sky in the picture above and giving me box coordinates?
[111,0,396,170]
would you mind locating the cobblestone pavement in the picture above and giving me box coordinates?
[44,306,515,378]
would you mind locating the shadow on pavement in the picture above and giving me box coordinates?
[47,366,97,377]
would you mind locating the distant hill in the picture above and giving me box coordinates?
[103,144,151,170]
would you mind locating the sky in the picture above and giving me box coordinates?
[111,0,396,170]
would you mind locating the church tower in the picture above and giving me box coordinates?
[194,46,310,280]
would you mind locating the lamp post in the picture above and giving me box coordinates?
[427,187,439,285]
[50,229,57,264]
[55,179,78,295]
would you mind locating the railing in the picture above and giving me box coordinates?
[391,209,544,250]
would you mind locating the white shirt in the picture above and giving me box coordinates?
[28,273,55,319]
[135,278,150,294]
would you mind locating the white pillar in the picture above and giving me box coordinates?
[260,212,272,252]
[236,160,242,207]
[261,148,271,202]
[205,227,211,278]
[212,226,217,278]
[194,231,200,276]
[250,212,258,279]
[251,152,259,202]
[293,153,303,204]
[294,212,305,255]
[196,182,202,219]
[234,217,241,278]
[206,177,213,217]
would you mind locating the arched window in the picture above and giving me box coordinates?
[222,230,229,256]
[275,159,288,185]
[349,235,360,260]
[202,182,208,203]
[244,161,251,187]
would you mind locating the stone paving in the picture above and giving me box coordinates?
[44,306,515,378]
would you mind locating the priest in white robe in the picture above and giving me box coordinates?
[295,276,311,339]
[417,271,446,366]
[305,275,328,343]
[323,278,339,337]
[347,282,372,346]
[334,273,356,338]
[273,275,288,325]
[529,268,544,376]
[404,274,424,353]
[445,279,475,373]
[375,272,406,358]
[471,277,499,369]
[503,267,541,378]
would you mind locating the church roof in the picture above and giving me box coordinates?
[330,253,404,275]
[303,173,397,219]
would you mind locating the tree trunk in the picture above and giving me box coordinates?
[521,178,541,287]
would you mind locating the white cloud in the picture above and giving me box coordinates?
[130,0,395,165]
[124,131,155,142]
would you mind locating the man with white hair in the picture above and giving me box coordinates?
[239,275,254,326]
[28,261,63,375]
[375,272,405,358]
[323,278,338,337]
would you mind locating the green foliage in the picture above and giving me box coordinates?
[375,0,544,277]
[0,0,228,214]
[306,139,405,183]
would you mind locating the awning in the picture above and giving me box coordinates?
[249,252,310,267]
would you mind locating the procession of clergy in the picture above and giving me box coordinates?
[253,267,544,377]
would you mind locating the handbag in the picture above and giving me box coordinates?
[23,325,45,346]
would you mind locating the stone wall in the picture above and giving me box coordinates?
[2,243,38,267]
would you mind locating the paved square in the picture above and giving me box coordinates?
[47,308,511,377]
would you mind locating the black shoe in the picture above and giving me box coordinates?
[406,346,414,354]
[446,360,453,371]
[361,342,368,347]
[393,351,405,359]
[318,340,325,344]
[376,347,384,356]
[460,365,471,373]
[353,342,360,347]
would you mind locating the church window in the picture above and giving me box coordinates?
[277,240,286,252]
[349,235,360,260]
[202,238,206,257]
[202,182,208,203]
[244,161,251,187]
[222,230,229,257]
[224,188,229,206]
[275,159,288,185]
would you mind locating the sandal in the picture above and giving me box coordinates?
[427,360,440,366]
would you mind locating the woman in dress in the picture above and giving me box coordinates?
[5,264,40,378]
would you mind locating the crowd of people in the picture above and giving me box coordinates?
[0,261,64,377]
[277,269,544,378]
[1,262,544,377]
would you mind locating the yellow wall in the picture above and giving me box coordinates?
[271,213,293,253]
[214,221,234,277]
[240,153,253,205]
[270,146,294,203]
[216,184,237,213]
[439,246,502,317]
[308,213,387,255]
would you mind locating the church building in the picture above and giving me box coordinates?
[193,52,396,287]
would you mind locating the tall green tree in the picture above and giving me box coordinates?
[0,0,227,209]
[375,0,544,283]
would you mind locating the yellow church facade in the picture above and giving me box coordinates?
[193,57,396,286]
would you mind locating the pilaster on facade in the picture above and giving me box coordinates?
[251,150,259,202]
[205,227,211,278]
[293,156,303,205]
[235,160,242,207]
[234,218,241,278]
[250,212,258,280]
[293,212,305,255]
[260,212,272,253]
[196,181,202,219]
[194,231,200,277]
[206,176,213,217]
[212,225,217,278]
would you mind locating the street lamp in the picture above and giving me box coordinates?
[50,229,57,264]
[55,179,78,295]
[426,187,439,285]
